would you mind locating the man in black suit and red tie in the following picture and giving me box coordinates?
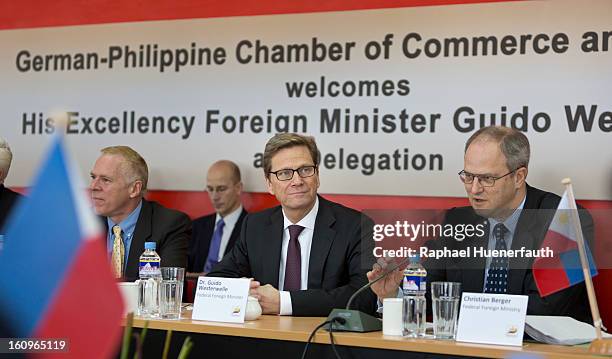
[187,160,247,279]
[208,133,376,317]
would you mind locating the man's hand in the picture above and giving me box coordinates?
[254,284,281,315]
[367,257,405,301]
[248,279,261,298]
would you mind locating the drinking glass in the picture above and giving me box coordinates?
[431,282,461,339]
[159,267,185,320]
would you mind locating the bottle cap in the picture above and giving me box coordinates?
[409,254,419,263]
[144,242,156,250]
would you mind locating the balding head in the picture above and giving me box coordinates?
[0,139,13,184]
[206,160,243,217]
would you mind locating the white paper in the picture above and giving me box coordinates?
[456,292,528,347]
[525,315,612,345]
[192,277,250,323]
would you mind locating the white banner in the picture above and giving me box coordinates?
[0,0,610,199]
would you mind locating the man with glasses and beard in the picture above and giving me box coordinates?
[208,133,376,317]
[368,126,592,322]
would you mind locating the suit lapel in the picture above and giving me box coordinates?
[224,209,247,256]
[195,215,215,272]
[461,211,488,292]
[260,207,284,287]
[307,198,335,289]
[126,200,152,280]
[508,186,544,293]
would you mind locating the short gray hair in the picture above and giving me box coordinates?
[100,146,148,192]
[0,139,13,183]
[465,126,530,171]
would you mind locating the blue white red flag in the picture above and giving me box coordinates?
[532,190,597,297]
[0,135,123,358]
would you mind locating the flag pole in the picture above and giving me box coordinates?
[561,178,602,340]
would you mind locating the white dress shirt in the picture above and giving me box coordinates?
[278,197,319,315]
[215,205,243,261]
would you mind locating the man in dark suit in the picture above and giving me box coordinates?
[208,133,376,317]
[188,160,247,278]
[90,146,191,282]
[0,139,23,233]
[369,126,592,322]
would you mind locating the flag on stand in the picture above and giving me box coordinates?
[0,135,123,358]
[533,190,597,297]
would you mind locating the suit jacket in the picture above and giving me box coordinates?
[208,196,377,316]
[188,208,248,272]
[0,185,23,232]
[424,184,593,323]
[105,199,192,282]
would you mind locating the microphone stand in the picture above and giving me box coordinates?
[325,257,410,332]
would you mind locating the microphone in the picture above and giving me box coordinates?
[325,256,411,332]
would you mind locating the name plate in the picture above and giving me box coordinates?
[456,292,528,346]
[192,277,250,323]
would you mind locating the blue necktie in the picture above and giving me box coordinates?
[484,223,509,294]
[204,218,225,272]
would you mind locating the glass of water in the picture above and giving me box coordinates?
[159,267,185,320]
[431,282,461,339]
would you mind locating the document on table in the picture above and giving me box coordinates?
[525,315,612,345]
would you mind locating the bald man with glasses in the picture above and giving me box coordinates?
[369,125,593,323]
[208,133,377,317]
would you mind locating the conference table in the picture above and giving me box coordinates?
[125,310,606,359]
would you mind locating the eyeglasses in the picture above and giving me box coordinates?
[269,165,317,181]
[458,169,519,187]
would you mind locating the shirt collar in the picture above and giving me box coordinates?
[107,200,143,237]
[488,194,526,233]
[283,197,319,231]
[215,205,243,225]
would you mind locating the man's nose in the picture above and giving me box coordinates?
[290,172,304,185]
[90,178,99,190]
[470,178,484,194]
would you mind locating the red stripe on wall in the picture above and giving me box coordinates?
[0,0,522,30]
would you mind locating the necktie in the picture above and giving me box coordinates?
[284,225,305,291]
[204,218,225,272]
[111,225,124,278]
[484,223,509,293]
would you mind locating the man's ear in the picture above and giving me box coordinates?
[265,175,274,195]
[236,181,243,195]
[515,167,528,187]
[129,180,143,198]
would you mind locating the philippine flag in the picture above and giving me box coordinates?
[0,135,123,358]
[532,190,597,297]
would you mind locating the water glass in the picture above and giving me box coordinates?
[431,282,461,339]
[159,267,185,320]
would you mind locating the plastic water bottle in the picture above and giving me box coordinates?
[138,241,161,318]
[402,255,427,337]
